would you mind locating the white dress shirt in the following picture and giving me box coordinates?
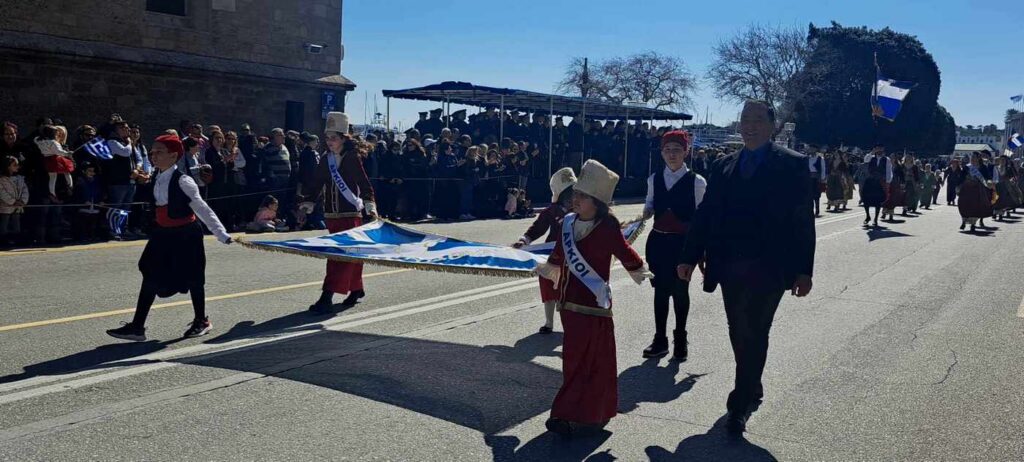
[863,154,894,184]
[644,164,707,213]
[154,166,231,243]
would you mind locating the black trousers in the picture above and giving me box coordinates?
[720,280,784,414]
[947,185,958,204]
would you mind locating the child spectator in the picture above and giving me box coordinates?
[72,161,102,242]
[34,125,75,202]
[0,156,29,246]
[247,195,287,232]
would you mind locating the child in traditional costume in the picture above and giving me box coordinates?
[300,112,377,313]
[958,152,994,232]
[513,167,577,334]
[640,130,705,360]
[536,159,650,436]
[107,134,232,341]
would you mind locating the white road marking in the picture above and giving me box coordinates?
[1017,295,1024,318]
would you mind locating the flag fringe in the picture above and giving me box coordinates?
[237,217,648,278]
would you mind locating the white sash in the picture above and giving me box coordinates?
[327,152,364,211]
[561,213,611,309]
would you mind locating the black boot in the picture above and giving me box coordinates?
[672,330,688,361]
[309,290,334,314]
[642,335,669,358]
[341,290,365,307]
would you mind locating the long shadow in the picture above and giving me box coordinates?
[483,332,564,363]
[206,311,330,344]
[959,230,995,237]
[182,329,563,435]
[486,432,614,462]
[618,359,705,414]
[644,416,777,462]
[866,228,912,242]
[0,341,167,384]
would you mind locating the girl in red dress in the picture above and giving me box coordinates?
[537,160,650,436]
[513,167,576,334]
[299,112,377,313]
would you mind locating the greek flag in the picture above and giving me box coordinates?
[872,73,915,122]
[106,208,129,236]
[240,219,645,277]
[1009,133,1023,150]
[85,136,112,160]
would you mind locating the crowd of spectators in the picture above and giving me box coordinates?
[0,110,688,249]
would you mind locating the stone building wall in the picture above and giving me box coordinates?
[0,0,343,75]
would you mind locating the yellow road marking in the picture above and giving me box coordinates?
[0,269,409,332]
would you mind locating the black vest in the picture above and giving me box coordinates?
[652,170,696,222]
[152,170,194,219]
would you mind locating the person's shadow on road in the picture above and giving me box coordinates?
[0,340,167,384]
[485,432,614,462]
[483,331,564,363]
[645,416,777,462]
[866,228,912,242]
[618,359,705,414]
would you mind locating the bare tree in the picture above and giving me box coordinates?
[556,52,697,112]
[706,24,812,117]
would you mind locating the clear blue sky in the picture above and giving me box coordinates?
[341,0,1023,131]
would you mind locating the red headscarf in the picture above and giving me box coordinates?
[154,134,184,159]
[661,130,692,150]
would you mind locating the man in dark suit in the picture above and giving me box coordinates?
[677,100,815,435]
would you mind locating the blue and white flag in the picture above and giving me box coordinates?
[1009,133,1023,150]
[106,208,129,236]
[85,136,112,160]
[240,219,645,278]
[1011,95,1023,103]
[872,73,915,122]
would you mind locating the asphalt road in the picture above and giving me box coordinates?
[1,191,1023,461]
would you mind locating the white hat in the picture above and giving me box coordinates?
[549,167,577,203]
[325,112,349,135]
[574,159,618,205]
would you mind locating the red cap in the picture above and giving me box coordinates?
[661,130,691,150]
[154,134,184,159]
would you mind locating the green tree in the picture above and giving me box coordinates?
[790,22,944,153]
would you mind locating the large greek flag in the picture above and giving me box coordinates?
[240,219,645,277]
[872,73,915,122]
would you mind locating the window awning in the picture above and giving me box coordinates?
[382,81,692,121]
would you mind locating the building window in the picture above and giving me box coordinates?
[146,0,187,16]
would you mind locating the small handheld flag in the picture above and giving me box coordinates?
[106,208,129,236]
[85,136,112,160]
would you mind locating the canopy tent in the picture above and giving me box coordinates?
[381,81,693,121]
[382,81,693,179]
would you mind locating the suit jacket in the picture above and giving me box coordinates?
[680,142,815,293]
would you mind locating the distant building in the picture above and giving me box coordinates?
[955,131,1000,153]
[0,0,355,135]
[953,143,994,158]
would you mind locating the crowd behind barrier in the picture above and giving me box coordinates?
[0,111,693,248]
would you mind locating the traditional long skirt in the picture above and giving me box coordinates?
[905,180,920,210]
[993,180,1018,211]
[883,183,905,210]
[139,221,205,298]
[323,217,363,294]
[861,178,886,207]
[551,310,618,424]
[826,174,845,203]
[843,174,855,202]
[958,178,993,219]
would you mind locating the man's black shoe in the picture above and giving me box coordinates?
[642,335,669,358]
